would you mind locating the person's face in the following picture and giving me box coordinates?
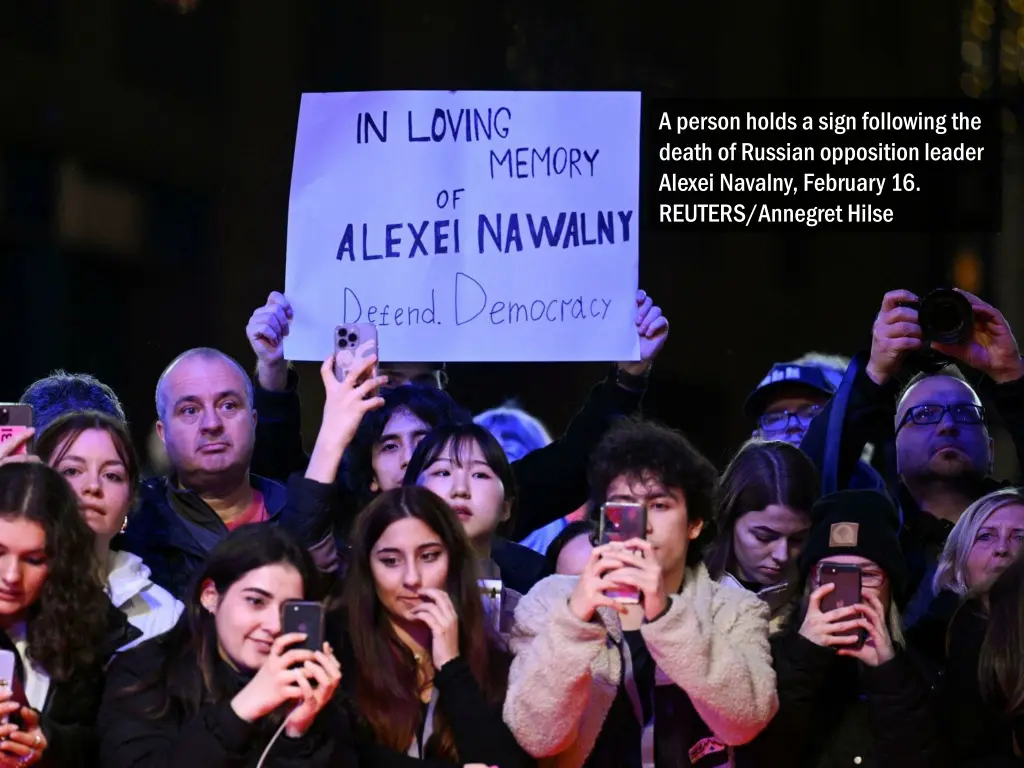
[555,533,594,575]
[965,503,1024,592]
[756,391,828,446]
[813,554,891,610]
[157,357,257,482]
[370,517,449,624]
[895,376,992,483]
[605,473,702,576]
[201,563,304,672]
[417,439,510,546]
[50,428,132,544]
[371,409,432,492]
[379,364,442,389]
[0,518,49,620]
[731,504,811,586]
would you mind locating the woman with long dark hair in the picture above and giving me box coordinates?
[97,525,350,767]
[404,423,547,595]
[0,462,131,767]
[35,411,182,649]
[334,485,532,767]
[704,440,819,629]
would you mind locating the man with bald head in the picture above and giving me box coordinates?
[120,347,307,598]
[797,289,1024,625]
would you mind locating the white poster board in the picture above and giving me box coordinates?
[284,90,641,363]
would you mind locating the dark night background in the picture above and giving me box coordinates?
[1,0,1021,475]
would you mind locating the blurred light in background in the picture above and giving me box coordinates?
[953,249,984,293]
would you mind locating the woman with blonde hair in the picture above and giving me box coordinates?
[907,488,1024,671]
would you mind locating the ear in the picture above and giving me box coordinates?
[688,518,705,542]
[155,421,166,445]
[199,579,220,615]
[500,500,513,524]
[369,477,380,493]
[251,409,259,429]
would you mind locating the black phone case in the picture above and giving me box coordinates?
[282,602,324,652]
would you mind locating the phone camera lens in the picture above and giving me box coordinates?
[0,410,8,427]
[339,339,349,348]
[347,333,358,343]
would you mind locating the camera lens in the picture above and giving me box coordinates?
[339,338,349,348]
[918,288,973,345]
[0,409,8,426]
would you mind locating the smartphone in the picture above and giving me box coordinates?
[819,563,866,650]
[0,405,33,457]
[0,649,16,724]
[598,502,647,604]
[281,600,325,653]
[334,324,379,387]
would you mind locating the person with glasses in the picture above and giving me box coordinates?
[738,490,950,768]
[795,289,1024,628]
[744,358,885,493]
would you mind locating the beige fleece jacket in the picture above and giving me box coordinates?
[503,564,778,767]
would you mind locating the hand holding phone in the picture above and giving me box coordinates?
[598,502,647,604]
[819,563,867,650]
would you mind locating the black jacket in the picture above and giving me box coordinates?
[799,352,1024,623]
[97,637,357,767]
[330,618,534,768]
[117,473,326,600]
[938,600,1024,767]
[738,631,950,768]
[20,603,141,767]
[250,366,647,541]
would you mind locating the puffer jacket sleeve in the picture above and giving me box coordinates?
[641,569,778,745]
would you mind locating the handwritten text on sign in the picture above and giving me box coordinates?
[283,90,641,363]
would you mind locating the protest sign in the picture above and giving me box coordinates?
[284,90,641,362]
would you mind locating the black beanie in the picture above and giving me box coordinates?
[797,490,908,601]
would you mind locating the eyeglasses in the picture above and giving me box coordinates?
[812,562,886,589]
[896,403,985,433]
[759,403,822,433]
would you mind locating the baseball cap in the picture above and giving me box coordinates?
[744,363,836,419]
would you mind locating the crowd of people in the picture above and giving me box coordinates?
[0,284,1022,767]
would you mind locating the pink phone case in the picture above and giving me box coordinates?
[600,503,647,604]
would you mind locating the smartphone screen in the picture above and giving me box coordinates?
[0,405,34,457]
[599,502,647,604]
[819,563,866,649]
[281,601,325,653]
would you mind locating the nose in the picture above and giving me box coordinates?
[936,410,960,435]
[0,556,21,587]
[770,539,789,566]
[399,442,416,471]
[994,533,1013,557]
[403,560,422,590]
[82,469,102,497]
[264,609,282,637]
[450,468,470,498]
[199,408,224,433]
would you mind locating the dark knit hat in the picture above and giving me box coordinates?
[798,490,908,601]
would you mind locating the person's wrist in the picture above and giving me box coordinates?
[616,362,651,383]
[230,689,261,723]
[257,360,289,392]
[864,360,889,386]
[990,356,1024,384]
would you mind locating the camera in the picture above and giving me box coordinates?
[0,409,8,427]
[912,288,974,345]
